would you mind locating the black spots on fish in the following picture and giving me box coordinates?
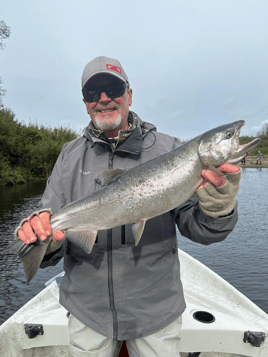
[137,179,146,185]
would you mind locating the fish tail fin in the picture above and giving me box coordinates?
[3,239,48,284]
[3,239,42,258]
[2,239,26,255]
[20,244,48,284]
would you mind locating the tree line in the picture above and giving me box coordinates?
[0,108,78,185]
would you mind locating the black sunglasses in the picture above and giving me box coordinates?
[82,81,129,103]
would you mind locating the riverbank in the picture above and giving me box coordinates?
[238,155,268,168]
[0,177,47,187]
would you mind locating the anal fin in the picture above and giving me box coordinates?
[67,230,98,254]
[132,219,147,246]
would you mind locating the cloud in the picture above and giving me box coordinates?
[59,120,72,127]
[242,119,268,136]
[251,119,268,134]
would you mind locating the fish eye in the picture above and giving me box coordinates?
[225,132,233,139]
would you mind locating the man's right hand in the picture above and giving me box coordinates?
[16,211,65,244]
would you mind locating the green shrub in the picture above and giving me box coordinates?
[0,108,78,185]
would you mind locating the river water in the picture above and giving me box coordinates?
[0,169,267,325]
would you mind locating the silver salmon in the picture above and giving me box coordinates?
[4,120,261,283]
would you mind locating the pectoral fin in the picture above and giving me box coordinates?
[132,219,147,246]
[67,230,98,254]
[100,169,126,186]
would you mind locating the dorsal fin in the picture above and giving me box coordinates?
[100,169,126,186]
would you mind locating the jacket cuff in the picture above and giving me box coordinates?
[172,195,238,245]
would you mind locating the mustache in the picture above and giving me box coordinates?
[94,105,120,113]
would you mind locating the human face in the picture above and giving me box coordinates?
[83,77,132,138]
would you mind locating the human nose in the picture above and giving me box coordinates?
[99,92,111,103]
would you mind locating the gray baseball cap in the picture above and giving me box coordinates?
[82,56,129,89]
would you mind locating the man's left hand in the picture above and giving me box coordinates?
[196,163,242,218]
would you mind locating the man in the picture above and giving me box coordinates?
[16,56,241,357]
[257,151,262,165]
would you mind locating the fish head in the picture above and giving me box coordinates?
[197,120,261,167]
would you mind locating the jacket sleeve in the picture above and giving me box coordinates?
[171,194,238,245]
[40,149,66,213]
[39,148,67,268]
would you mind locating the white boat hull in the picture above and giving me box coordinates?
[0,249,267,357]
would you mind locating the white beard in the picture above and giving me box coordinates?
[93,112,122,131]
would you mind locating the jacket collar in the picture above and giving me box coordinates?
[83,111,156,155]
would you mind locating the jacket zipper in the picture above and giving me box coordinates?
[107,148,118,340]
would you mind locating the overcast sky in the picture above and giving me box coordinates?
[1,0,268,140]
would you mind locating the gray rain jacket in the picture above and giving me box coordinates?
[40,111,238,340]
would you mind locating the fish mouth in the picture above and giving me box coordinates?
[227,137,262,164]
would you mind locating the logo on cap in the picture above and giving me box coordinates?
[106,64,122,74]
